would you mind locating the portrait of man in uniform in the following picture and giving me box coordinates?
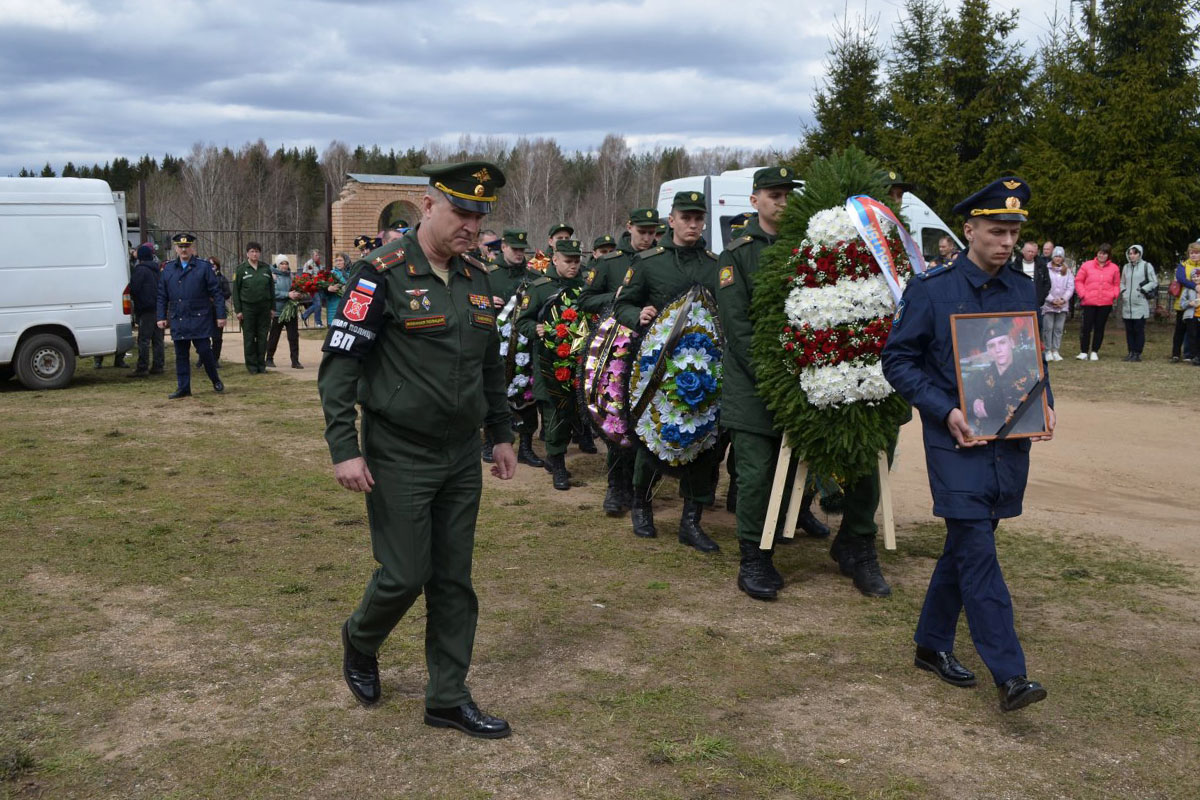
[952,312,1048,439]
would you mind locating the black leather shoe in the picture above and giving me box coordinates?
[678,500,719,553]
[291,361,303,369]
[999,675,1047,712]
[341,622,380,707]
[212,381,224,393]
[914,646,976,687]
[737,540,778,600]
[797,508,830,538]
[424,701,511,739]
[168,389,191,399]
[266,358,276,368]
[631,486,657,538]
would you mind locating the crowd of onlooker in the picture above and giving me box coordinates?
[929,236,1200,364]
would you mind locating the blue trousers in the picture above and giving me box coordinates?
[174,338,220,392]
[914,518,1027,686]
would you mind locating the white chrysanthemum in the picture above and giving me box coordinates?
[498,341,509,357]
[514,352,530,366]
[499,323,512,338]
[799,362,894,408]
[784,274,897,329]
[806,207,859,246]
[517,334,528,345]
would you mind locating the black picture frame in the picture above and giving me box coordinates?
[950,311,1050,441]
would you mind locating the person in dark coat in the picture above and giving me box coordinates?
[127,243,164,377]
[156,233,226,398]
[197,257,232,367]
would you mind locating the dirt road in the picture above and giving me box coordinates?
[224,330,1197,567]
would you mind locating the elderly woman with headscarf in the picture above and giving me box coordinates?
[1040,246,1074,361]
[1118,244,1158,362]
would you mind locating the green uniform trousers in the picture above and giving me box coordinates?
[540,400,576,456]
[241,302,272,370]
[632,446,718,505]
[347,413,482,708]
[729,428,896,544]
[606,442,634,473]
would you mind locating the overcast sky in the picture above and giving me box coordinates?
[0,0,1066,176]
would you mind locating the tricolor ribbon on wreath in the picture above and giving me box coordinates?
[844,195,927,303]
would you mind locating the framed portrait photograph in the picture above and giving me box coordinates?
[950,311,1050,441]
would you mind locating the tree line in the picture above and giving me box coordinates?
[802,0,1200,268]
[20,136,781,262]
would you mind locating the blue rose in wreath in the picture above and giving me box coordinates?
[674,370,709,408]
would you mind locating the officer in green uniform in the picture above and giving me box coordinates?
[590,234,617,264]
[614,191,721,552]
[717,167,854,601]
[319,161,516,739]
[231,241,274,374]
[580,207,661,515]
[485,228,546,468]
[518,239,586,490]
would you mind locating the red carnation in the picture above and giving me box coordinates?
[561,308,578,321]
[554,367,572,382]
[555,323,569,338]
[556,342,571,358]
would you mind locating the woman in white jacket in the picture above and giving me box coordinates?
[1118,244,1157,362]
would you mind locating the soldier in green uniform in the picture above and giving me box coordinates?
[614,191,721,552]
[485,228,546,468]
[590,234,617,264]
[231,242,274,374]
[518,239,587,490]
[319,161,516,739]
[715,167,838,600]
[580,207,661,515]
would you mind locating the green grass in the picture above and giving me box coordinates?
[0,351,1198,799]
[1049,314,1196,404]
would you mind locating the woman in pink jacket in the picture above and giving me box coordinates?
[1074,243,1120,360]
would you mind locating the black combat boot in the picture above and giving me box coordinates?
[678,499,719,553]
[615,458,635,510]
[548,453,570,491]
[575,425,598,454]
[848,536,891,598]
[829,530,854,576]
[797,492,830,538]
[517,431,544,468]
[737,539,778,600]
[480,431,494,463]
[602,465,624,515]
[631,485,657,538]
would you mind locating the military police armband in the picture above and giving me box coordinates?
[322,273,387,358]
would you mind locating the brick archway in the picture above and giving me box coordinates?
[330,173,428,256]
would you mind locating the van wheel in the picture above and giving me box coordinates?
[14,333,76,390]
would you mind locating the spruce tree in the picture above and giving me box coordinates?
[40,163,55,177]
[806,16,885,159]
[1025,0,1200,264]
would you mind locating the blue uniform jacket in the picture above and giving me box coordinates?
[881,252,1053,520]
[156,257,226,340]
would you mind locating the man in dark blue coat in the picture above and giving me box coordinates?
[881,177,1055,713]
[127,243,164,377]
[156,233,226,398]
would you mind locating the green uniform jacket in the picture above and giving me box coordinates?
[579,243,634,315]
[613,237,719,331]
[317,232,513,464]
[487,258,543,306]
[518,265,585,404]
[231,260,274,312]
[715,216,777,435]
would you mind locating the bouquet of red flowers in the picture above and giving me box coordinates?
[540,289,591,400]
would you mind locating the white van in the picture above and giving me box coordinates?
[0,178,134,389]
[657,168,963,256]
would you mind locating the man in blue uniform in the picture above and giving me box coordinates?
[881,177,1054,713]
[156,233,226,399]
